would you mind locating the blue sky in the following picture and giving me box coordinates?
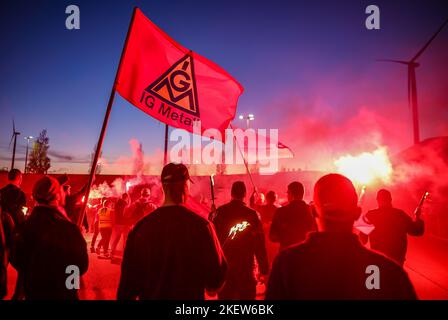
[1,0,447,173]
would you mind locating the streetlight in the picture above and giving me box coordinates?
[238,114,255,128]
[24,136,33,173]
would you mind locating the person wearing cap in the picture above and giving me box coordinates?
[269,181,316,251]
[57,174,89,232]
[266,174,417,300]
[212,181,269,300]
[364,189,424,266]
[118,163,227,300]
[9,176,88,300]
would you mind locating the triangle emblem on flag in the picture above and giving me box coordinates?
[146,54,200,117]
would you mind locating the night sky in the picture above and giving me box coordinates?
[1,0,447,174]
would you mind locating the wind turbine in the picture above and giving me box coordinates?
[378,17,448,145]
[9,120,21,170]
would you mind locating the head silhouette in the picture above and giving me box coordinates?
[266,191,277,205]
[231,181,246,201]
[313,174,361,232]
[161,163,192,205]
[376,189,392,208]
[8,169,22,186]
[287,181,304,202]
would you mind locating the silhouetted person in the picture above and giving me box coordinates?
[97,200,114,258]
[0,169,26,228]
[57,174,89,232]
[365,189,424,265]
[90,197,106,253]
[10,176,88,300]
[118,163,227,300]
[250,190,279,266]
[110,193,131,260]
[213,181,269,300]
[129,187,157,226]
[0,200,7,299]
[270,182,315,251]
[250,191,278,226]
[1,169,27,300]
[266,174,417,300]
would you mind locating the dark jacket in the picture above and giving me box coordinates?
[266,232,417,300]
[0,184,26,226]
[129,198,157,225]
[10,205,88,300]
[117,205,226,300]
[270,200,316,250]
[213,200,269,280]
[65,186,89,230]
[0,207,7,299]
[366,207,424,265]
[114,198,130,226]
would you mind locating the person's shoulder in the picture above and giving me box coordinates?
[37,207,82,234]
[275,204,288,214]
[135,206,209,229]
[181,206,210,225]
[216,202,231,212]
[274,241,311,264]
[362,245,406,272]
[394,208,410,218]
[366,208,380,218]
[242,204,257,216]
[0,184,12,194]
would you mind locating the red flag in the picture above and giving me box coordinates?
[116,8,243,138]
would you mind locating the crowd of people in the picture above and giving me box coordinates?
[0,164,425,300]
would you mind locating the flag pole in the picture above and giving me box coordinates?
[229,124,257,193]
[163,124,169,165]
[77,7,137,227]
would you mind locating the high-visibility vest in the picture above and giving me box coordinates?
[98,208,112,229]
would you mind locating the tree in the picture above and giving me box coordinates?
[89,144,102,175]
[27,129,51,174]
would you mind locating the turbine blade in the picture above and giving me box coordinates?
[9,133,14,148]
[377,59,410,65]
[12,119,15,133]
[411,17,448,62]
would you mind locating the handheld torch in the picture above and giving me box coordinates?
[208,174,217,221]
[414,191,429,219]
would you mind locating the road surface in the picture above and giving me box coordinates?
[5,234,448,300]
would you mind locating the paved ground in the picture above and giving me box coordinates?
[5,233,448,300]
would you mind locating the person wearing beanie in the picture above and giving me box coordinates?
[10,176,88,300]
[266,174,417,300]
